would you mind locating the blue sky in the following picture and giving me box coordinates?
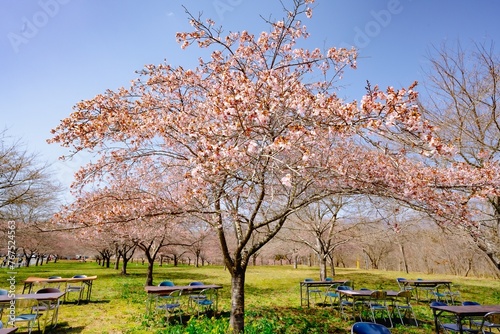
[1,0,499,197]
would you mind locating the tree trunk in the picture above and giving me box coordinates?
[328,253,336,277]
[24,254,31,267]
[464,258,472,277]
[121,256,129,275]
[399,243,409,274]
[145,254,155,286]
[230,268,245,334]
[319,255,327,280]
[172,254,177,266]
[120,244,136,275]
[114,254,120,270]
[195,250,200,267]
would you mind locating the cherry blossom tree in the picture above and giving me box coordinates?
[56,175,193,283]
[185,220,217,267]
[13,223,54,267]
[135,220,188,285]
[96,245,114,267]
[49,1,500,332]
[159,246,188,267]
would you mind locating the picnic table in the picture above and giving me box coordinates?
[0,291,65,303]
[399,279,451,301]
[0,328,18,334]
[299,280,349,307]
[430,303,500,334]
[22,276,97,302]
[144,284,223,314]
[0,291,65,333]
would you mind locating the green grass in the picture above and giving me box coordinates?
[3,260,500,333]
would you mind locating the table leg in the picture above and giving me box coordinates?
[306,284,310,307]
[63,282,69,302]
[215,289,219,312]
[299,283,312,307]
[299,283,303,306]
[300,283,308,307]
[299,283,302,306]
[41,304,50,334]
[444,283,452,304]
[407,283,419,302]
[457,315,464,334]
[22,282,33,294]
[146,294,155,317]
[433,309,439,334]
[84,281,92,302]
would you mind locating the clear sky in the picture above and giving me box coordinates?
[1,0,499,198]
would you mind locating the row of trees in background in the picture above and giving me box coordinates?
[0,130,67,266]
[85,195,498,279]
[3,197,493,279]
[1,1,500,332]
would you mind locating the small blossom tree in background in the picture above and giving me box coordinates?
[55,166,191,285]
[49,1,499,332]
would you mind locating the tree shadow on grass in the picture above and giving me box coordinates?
[151,309,231,329]
[44,322,85,333]
[62,299,111,305]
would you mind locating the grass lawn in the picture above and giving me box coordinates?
[3,260,500,333]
